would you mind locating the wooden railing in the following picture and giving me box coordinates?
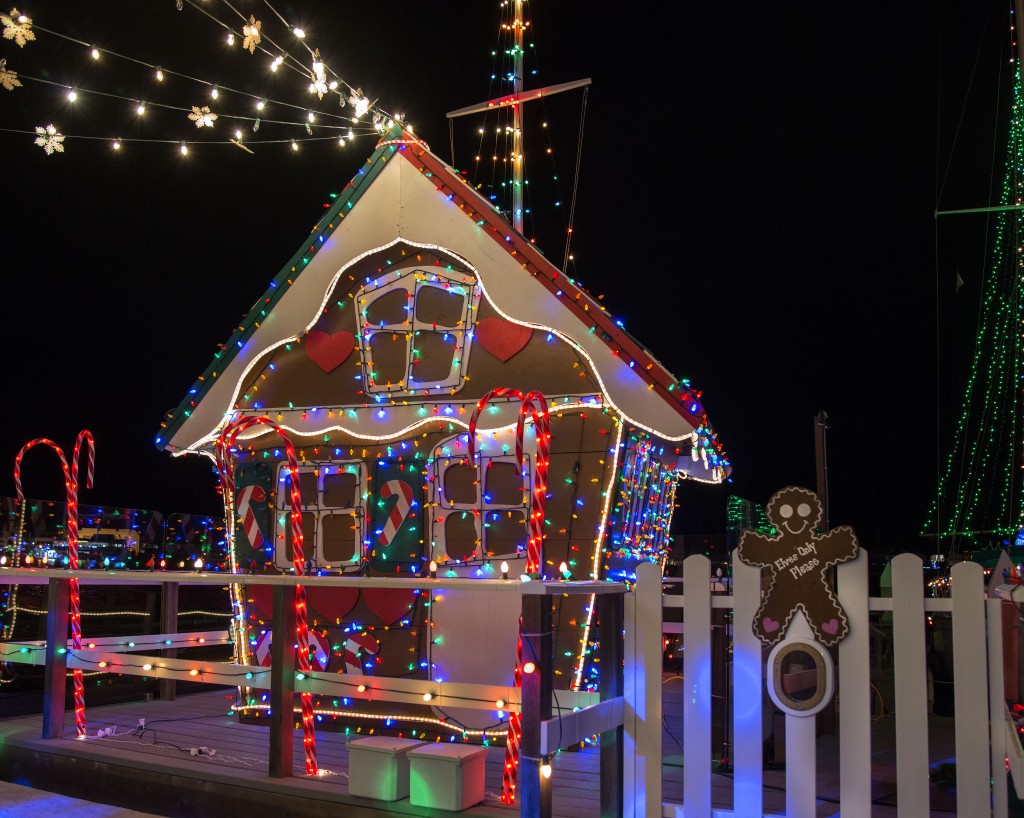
[0,567,628,817]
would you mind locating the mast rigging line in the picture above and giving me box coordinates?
[563,83,589,273]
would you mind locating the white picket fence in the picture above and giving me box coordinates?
[622,552,1014,818]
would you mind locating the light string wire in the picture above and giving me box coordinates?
[28,23,358,126]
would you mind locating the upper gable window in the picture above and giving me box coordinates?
[357,268,479,397]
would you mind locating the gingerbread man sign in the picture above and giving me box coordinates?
[737,486,859,647]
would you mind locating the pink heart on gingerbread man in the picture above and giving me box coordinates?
[305,329,355,373]
[475,317,533,362]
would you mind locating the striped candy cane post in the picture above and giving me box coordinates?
[216,416,317,776]
[14,436,91,738]
[468,389,551,804]
[69,430,95,739]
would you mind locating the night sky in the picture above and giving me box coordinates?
[0,1,1009,554]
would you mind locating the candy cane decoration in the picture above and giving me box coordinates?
[254,629,330,670]
[236,484,267,550]
[468,389,551,804]
[14,433,95,739]
[343,631,380,674]
[377,480,414,548]
[216,416,317,775]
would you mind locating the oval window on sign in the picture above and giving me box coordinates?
[767,639,834,718]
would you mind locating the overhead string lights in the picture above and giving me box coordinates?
[0,3,405,155]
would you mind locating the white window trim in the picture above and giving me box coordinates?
[430,440,534,562]
[273,460,367,572]
[357,269,480,396]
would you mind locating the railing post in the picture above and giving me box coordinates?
[519,593,552,817]
[599,591,624,817]
[42,576,70,739]
[269,581,296,778]
[159,580,179,701]
[629,561,663,818]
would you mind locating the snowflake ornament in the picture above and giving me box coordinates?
[2,7,35,47]
[242,15,261,54]
[188,106,217,128]
[348,88,370,119]
[309,49,329,99]
[34,124,64,155]
[0,59,20,90]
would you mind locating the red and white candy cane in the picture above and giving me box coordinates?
[236,484,267,550]
[343,631,380,674]
[377,480,414,548]
[14,432,95,740]
[468,389,551,804]
[216,416,317,776]
[254,629,330,671]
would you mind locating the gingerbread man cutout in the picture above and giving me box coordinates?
[737,486,859,647]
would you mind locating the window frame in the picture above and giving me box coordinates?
[273,460,367,572]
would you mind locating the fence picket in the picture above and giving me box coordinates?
[891,553,930,818]
[837,550,871,817]
[988,598,1008,818]
[629,560,663,818]
[731,551,763,817]
[951,560,990,815]
[683,554,712,818]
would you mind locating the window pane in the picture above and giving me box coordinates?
[442,462,477,505]
[367,332,408,387]
[483,509,527,557]
[411,332,457,383]
[283,512,316,565]
[298,472,317,506]
[365,288,410,326]
[444,512,479,561]
[323,470,358,508]
[416,285,465,328]
[322,513,358,564]
[484,461,525,506]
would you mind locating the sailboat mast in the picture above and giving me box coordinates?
[512,0,525,233]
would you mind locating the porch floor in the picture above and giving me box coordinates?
[0,683,967,817]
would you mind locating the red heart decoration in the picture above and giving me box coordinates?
[247,585,274,621]
[362,588,417,625]
[475,317,533,362]
[305,329,355,373]
[306,586,360,624]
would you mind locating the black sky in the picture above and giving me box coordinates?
[0,1,1009,553]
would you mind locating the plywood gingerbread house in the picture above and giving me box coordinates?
[156,126,729,733]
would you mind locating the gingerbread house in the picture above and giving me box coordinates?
[156,126,729,732]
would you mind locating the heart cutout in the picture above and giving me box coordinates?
[363,588,417,625]
[306,586,360,624]
[762,617,780,633]
[821,618,840,635]
[475,317,533,363]
[305,329,355,373]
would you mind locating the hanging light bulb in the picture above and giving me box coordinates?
[256,99,265,111]
[211,86,219,100]
[541,758,552,779]
[291,139,298,151]
[155,68,164,81]
[180,142,188,155]
[422,692,433,702]
[136,102,146,115]
[307,111,315,123]
[337,136,345,147]
[226,32,235,45]
[90,48,100,60]
[293,27,305,38]
[67,88,78,102]
[500,561,509,579]
[328,80,338,90]
[235,129,243,140]
[112,139,121,150]
[429,560,437,578]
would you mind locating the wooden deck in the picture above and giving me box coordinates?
[0,677,962,817]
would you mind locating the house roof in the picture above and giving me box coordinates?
[156,126,728,472]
